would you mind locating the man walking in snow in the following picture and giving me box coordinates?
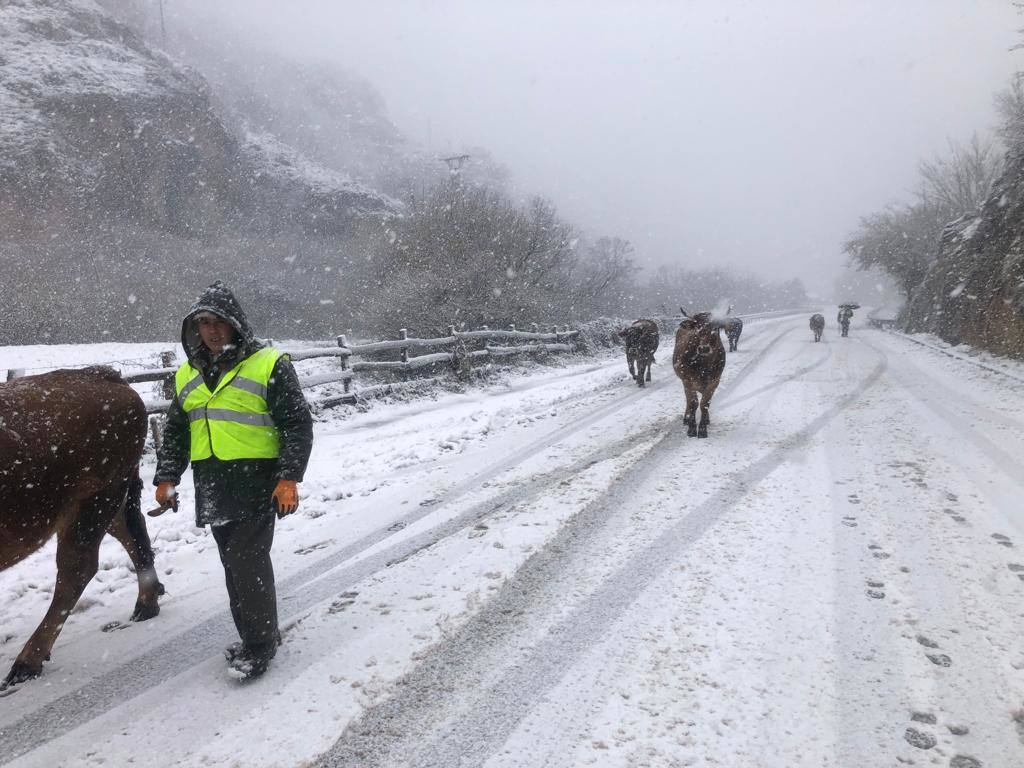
[838,305,854,337]
[153,281,313,679]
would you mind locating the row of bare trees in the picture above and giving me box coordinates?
[843,76,1022,301]
[344,182,637,336]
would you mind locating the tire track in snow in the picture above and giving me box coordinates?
[866,336,1024,486]
[316,343,887,767]
[827,336,1024,764]
[0,321,800,763]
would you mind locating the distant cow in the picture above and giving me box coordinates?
[723,316,743,352]
[0,367,162,688]
[672,310,726,438]
[618,319,659,387]
[810,313,825,342]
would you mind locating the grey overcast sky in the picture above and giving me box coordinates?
[176,1,1022,294]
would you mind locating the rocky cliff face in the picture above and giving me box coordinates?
[904,149,1024,358]
[0,0,402,342]
[0,0,394,242]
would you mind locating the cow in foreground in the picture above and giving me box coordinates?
[618,319,659,387]
[810,313,825,342]
[672,311,726,438]
[723,315,743,352]
[0,367,162,688]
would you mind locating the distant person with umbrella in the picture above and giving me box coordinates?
[837,303,859,337]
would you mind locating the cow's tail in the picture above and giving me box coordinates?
[122,468,165,615]
[123,469,154,570]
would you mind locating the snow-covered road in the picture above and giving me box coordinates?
[2,314,1023,767]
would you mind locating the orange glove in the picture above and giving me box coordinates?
[271,480,299,518]
[152,482,178,516]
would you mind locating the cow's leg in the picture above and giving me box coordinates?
[645,354,653,382]
[682,380,698,437]
[627,351,638,380]
[3,494,109,688]
[105,476,162,622]
[636,355,647,387]
[697,378,721,438]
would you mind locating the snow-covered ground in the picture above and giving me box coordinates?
[1,313,1023,767]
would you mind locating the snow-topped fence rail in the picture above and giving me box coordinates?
[118,323,581,416]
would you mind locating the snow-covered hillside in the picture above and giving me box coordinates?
[2,314,1022,767]
[0,0,397,266]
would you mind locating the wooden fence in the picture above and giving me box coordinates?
[120,323,581,415]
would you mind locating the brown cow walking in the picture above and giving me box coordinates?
[0,366,162,688]
[810,313,825,342]
[723,316,743,352]
[618,319,659,387]
[672,311,726,438]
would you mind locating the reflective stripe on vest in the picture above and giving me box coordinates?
[175,347,284,461]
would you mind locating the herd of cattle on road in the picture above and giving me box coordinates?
[1,310,843,690]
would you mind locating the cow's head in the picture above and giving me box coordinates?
[679,311,720,356]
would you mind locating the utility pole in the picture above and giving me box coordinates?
[439,154,470,221]
[440,154,471,180]
[157,0,167,47]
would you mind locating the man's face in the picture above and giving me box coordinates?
[194,313,236,355]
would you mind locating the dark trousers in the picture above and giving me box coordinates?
[211,513,279,650]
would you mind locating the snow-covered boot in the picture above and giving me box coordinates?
[227,642,276,680]
[224,641,245,662]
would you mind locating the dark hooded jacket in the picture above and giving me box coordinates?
[154,282,314,526]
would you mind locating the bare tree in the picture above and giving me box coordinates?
[845,129,1004,300]
[995,73,1024,149]
[915,134,1002,216]
[843,204,947,299]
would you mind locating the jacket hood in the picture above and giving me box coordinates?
[181,281,262,366]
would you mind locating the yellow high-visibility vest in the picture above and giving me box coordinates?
[175,347,284,461]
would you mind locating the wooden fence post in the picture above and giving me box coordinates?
[398,329,409,381]
[450,324,469,378]
[149,415,163,453]
[159,350,176,401]
[337,334,351,394]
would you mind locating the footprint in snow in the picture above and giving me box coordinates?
[926,653,953,667]
[294,539,334,555]
[992,533,1014,548]
[328,591,359,615]
[947,724,969,736]
[949,756,982,768]
[911,712,936,724]
[866,589,885,599]
[916,635,940,649]
[1008,564,1024,572]
[904,727,936,749]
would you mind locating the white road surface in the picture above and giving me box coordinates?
[1,313,1022,767]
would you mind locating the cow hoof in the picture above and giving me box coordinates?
[156,581,166,597]
[698,428,708,438]
[130,600,160,622]
[687,425,697,437]
[3,661,42,689]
